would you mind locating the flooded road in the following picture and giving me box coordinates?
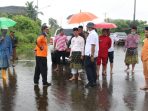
[0,45,148,111]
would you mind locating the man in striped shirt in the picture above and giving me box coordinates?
[54,28,68,71]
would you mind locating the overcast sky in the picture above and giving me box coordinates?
[0,0,147,27]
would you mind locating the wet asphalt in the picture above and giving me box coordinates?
[0,45,148,111]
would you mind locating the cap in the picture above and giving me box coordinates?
[41,25,49,31]
[78,25,83,29]
[73,27,78,31]
[86,22,95,28]
[145,27,148,30]
[131,25,137,30]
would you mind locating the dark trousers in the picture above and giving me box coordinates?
[84,56,97,85]
[56,51,66,65]
[34,56,47,84]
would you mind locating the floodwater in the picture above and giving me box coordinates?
[0,45,148,111]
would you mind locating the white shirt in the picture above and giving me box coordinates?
[85,30,99,57]
[108,35,119,52]
[70,36,85,56]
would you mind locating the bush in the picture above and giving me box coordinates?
[15,32,29,43]
[25,33,38,43]
[12,15,40,35]
[17,43,35,59]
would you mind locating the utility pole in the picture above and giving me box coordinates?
[133,0,136,24]
[36,0,39,19]
[104,12,107,22]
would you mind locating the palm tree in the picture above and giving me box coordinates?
[25,1,43,20]
[48,18,59,28]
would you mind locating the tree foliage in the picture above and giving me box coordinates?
[48,18,59,36]
[106,18,147,33]
[12,15,40,34]
[49,18,59,28]
[25,1,38,20]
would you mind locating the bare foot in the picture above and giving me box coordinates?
[110,71,113,75]
[124,68,130,72]
[102,72,106,76]
[69,77,75,81]
[131,70,135,74]
[78,77,81,81]
[54,68,59,71]
[140,86,148,90]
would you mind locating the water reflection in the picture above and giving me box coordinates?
[68,75,114,111]
[123,73,137,110]
[70,86,85,111]
[142,93,148,111]
[0,68,17,111]
[97,77,113,111]
[34,86,48,111]
[83,87,98,111]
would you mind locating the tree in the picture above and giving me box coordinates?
[48,18,59,36]
[25,1,38,20]
[106,18,147,33]
[13,15,40,34]
[48,18,59,28]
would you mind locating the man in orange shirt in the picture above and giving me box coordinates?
[141,27,148,91]
[34,25,51,87]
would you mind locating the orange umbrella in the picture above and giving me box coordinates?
[68,12,98,24]
[94,22,117,29]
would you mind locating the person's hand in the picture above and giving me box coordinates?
[0,36,4,41]
[40,46,44,50]
[81,56,84,60]
[90,56,94,62]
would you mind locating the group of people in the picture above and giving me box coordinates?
[50,22,148,91]
[0,27,17,80]
[0,22,147,92]
[52,22,116,87]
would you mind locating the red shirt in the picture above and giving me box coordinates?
[98,35,111,58]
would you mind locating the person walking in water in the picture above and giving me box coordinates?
[69,27,84,81]
[9,30,17,66]
[108,32,119,75]
[84,22,99,88]
[34,25,51,87]
[0,27,12,80]
[97,29,111,77]
[54,28,68,71]
[124,26,140,74]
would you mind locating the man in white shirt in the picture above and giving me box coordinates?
[84,22,99,88]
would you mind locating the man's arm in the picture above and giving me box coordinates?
[37,36,43,50]
[91,44,95,62]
